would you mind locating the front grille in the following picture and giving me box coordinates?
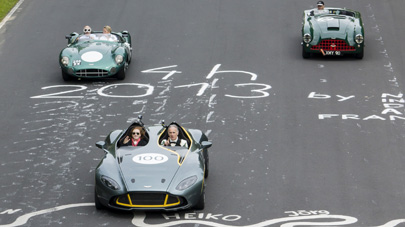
[76,69,108,77]
[115,192,182,208]
[311,39,355,51]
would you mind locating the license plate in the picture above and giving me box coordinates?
[324,50,341,55]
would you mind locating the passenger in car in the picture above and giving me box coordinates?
[99,25,118,42]
[120,126,147,147]
[161,125,188,148]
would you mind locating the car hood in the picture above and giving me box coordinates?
[310,16,355,40]
[73,41,118,55]
[117,146,181,192]
[61,41,121,67]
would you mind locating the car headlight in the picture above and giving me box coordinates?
[61,56,69,66]
[303,33,312,44]
[355,34,364,44]
[101,175,120,190]
[176,175,197,191]
[115,55,123,64]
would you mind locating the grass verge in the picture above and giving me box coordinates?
[0,0,19,22]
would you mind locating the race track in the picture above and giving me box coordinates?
[0,0,405,226]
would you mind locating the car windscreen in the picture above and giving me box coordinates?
[312,9,355,17]
[163,146,189,161]
[76,33,122,43]
[327,9,355,17]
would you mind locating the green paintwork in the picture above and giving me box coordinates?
[59,31,132,80]
[302,7,364,58]
[94,118,212,211]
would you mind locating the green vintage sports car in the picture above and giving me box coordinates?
[94,116,212,211]
[301,7,364,59]
[59,31,132,80]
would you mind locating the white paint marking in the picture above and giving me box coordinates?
[206,64,257,81]
[208,95,217,108]
[0,209,21,215]
[336,95,355,102]
[206,111,215,123]
[0,203,94,227]
[205,130,212,136]
[97,83,154,98]
[154,99,167,112]
[175,83,210,96]
[131,213,361,227]
[0,0,25,30]
[31,85,86,99]
[211,78,219,89]
[225,83,271,99]
[141,65,182,80]
[372,220,405,227]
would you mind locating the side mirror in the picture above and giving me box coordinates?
[201,141,212,149]
[96,141,106,149]
[65,35,73,45]
[122,30,129,37]
[66,32,79,44]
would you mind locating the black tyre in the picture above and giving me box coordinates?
[204,149,209,178]
[355,49,364,59]
[302,46,310,59]
[194,189,205,210]
[128,51,132,64]
[94,190,104,210]
[204,159,209,178]
[116,66,126,80]
[62,70,71,81]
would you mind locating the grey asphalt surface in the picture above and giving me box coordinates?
[0,0,405,226]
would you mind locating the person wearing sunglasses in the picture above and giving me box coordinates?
[161,125,188,148]
[77,25,96,41]
[120,126,147,146]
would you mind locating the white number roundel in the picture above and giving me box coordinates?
[133,153,168,165]
[81,51,103,62]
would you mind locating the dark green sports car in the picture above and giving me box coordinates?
[301,7,364,59]
[94,116,212,211]
[59,31,132,80]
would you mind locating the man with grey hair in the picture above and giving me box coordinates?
[161,125,188,148]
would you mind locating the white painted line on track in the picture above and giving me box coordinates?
[1,203,404,227]
[0,203,94,227]
[131,212,405,227]
[131,213,358,227]
[0,0,25,30]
